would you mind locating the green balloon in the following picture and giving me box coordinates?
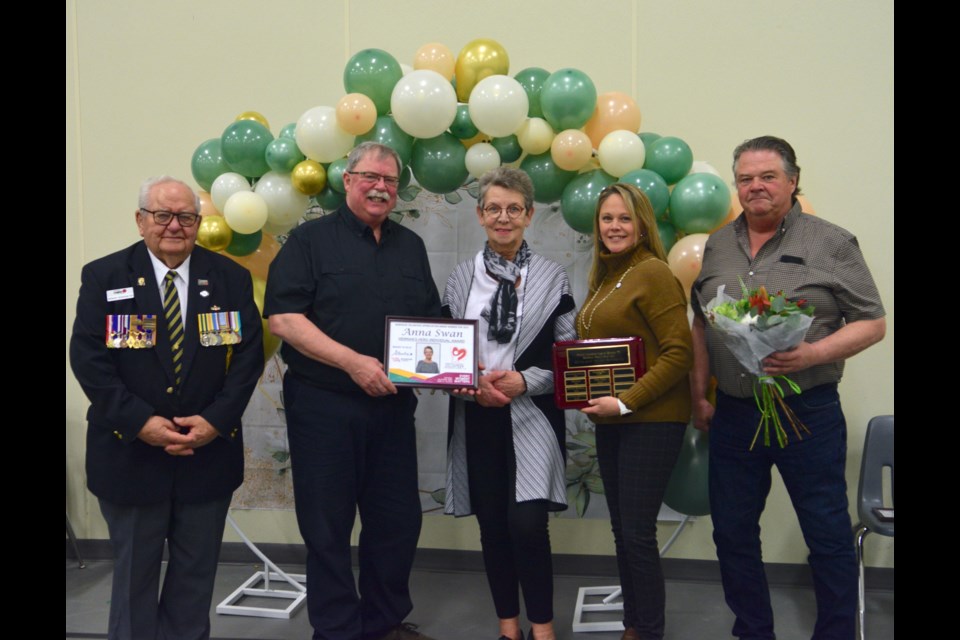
[662,425,710,516]
[221,120,273,178]
[398,165,412,190]
[514,66,551,118]
[314,186,345,210]
[638,131,662,148]
[449,104,479,140]
[540,68,597,131]
[520,152,577,204]
[191,138,231,193]
[279,122,297,139]
[225,229,262,257]
[265,138,305,174]
[490,135,522,163]
[620,168,670,218]
[668,172,732,233]
[656,219,678,255]
[326,158,349,194]
[560,169,616,234]
[644,136,693,185]
[343,48,403,116]
[411,133,468,195]
[355,115,415,168]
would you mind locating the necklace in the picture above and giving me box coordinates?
[578,263,638,335]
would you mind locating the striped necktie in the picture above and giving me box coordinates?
[163,271,184,387]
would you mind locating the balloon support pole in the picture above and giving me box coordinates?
[571,515,694,633]
[215,513,307,619]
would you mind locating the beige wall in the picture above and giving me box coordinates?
[66,0,894,567]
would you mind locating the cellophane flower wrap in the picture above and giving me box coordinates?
[703,279,815,448]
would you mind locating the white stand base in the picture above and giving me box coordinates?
[571,586,626,632]
[215,514,308,619]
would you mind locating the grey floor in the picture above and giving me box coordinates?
[66,558,893,639]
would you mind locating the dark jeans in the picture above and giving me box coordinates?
[595,421,686,640]
[284,374,422,640]
[710,383,857,640]
[464,402,554,624]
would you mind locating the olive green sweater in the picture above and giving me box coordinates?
[576,245,693,425]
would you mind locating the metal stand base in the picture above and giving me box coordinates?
[571,515,694,633]
[215,514,307,619]
[66,512,86,569]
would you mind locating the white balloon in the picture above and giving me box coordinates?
[295,106,355,163]
[690,160,722,178]
[254,171,310,234]
[465,143,501,179]
[391,69,458,139]
[516,117,555,155]
[223,191,268,234]
[597,129,646,177]
[468,75,529,138]
[210,172,251,213]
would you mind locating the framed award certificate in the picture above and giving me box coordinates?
[551,337,646,409]
[384,316,479,389]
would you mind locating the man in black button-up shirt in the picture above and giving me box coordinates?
[265,142,440,640]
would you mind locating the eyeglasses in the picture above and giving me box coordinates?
[139,209,200,227]
[481,205,526,219]
[345,171,400,188]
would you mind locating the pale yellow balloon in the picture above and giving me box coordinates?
[455,38,510,102]
[597,129,646,177]
[235,110,270,131]
[413,42,455,81]
[516,118,555,155]
[291,159,327,196]
[223,191,268,234]
[550,129,593,171]
[197,214,233,252]
[335,93,378,136]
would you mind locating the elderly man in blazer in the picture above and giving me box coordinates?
[70,176,263,640]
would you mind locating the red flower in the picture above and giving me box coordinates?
[749,286,771,315]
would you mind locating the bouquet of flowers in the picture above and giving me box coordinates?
[703,278,815,448]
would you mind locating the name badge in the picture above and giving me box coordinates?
[198,311,243,346]
[106,287,135,302]
[105,314,157,349]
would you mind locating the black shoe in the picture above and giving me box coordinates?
[497,632,524,640]
[371,622,437,640]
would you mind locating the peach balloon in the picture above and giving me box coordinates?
[797,194,816,215]
[667,233,710,300]
[252,276,283,362]
[198,190,220,217]
[335,93,378,136]
[223,233,281,282]
[583,92,641,149]
[551,129,593,172]
[413,42,456,81]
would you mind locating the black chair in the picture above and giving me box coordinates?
[853,415,893,640]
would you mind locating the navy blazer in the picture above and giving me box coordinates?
[70,242,264,505]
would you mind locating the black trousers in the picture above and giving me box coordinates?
[284,374,422,640]
[595,421,685,640]
[464,402,554,624]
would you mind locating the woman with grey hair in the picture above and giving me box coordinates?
[443,167,575,640]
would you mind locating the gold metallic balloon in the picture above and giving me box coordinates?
[235,110,270,131]
[197,214,233,252]
[454,38,509,102]
[291,159,327,195]
[252,276,283,361]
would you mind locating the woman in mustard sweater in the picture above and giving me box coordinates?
[576,183,693,640]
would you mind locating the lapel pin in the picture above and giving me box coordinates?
[200,291,210,298]
[210,304,220,310]
[198,278,209,286]
[137,277,146,286]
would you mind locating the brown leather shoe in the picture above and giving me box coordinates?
[371,622,438,640]
[621,628,641,640]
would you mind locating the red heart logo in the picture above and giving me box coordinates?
[451,347,467,361]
